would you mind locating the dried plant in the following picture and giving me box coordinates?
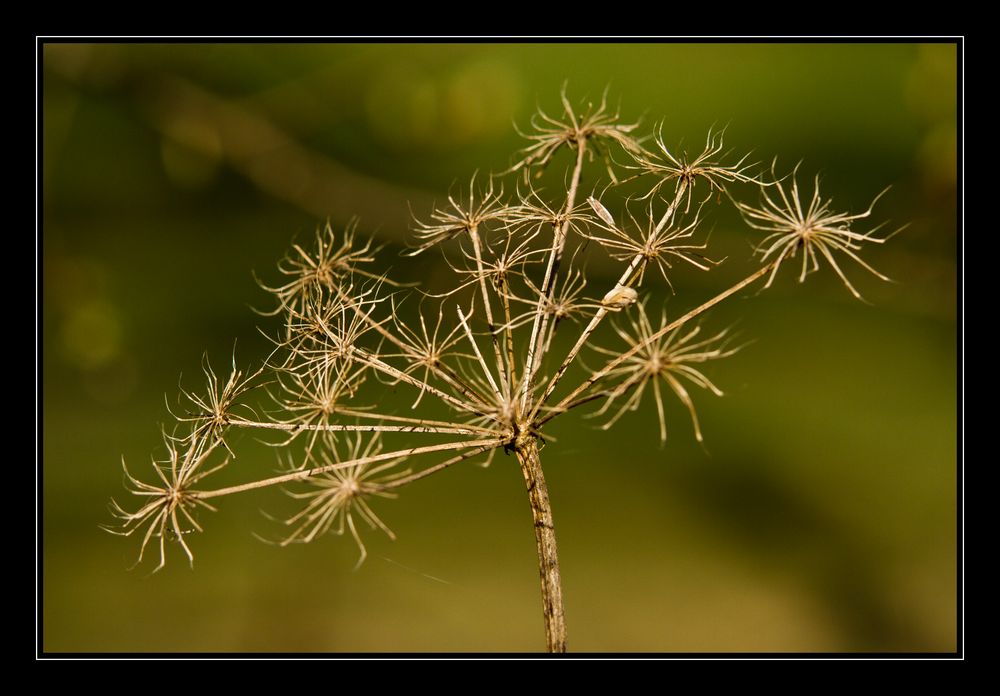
[109,88,899,652]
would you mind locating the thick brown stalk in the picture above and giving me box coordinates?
[515,439,566,653]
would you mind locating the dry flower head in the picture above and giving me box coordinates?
[109,88,898,654]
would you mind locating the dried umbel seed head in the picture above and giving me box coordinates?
[105,431,226,572]
[275,432,409,568]
[111,86,898,654]
[259,220,379,314]
[736,163,903,299]
[591,303,737,443]
[510,86,642,179]
[406,174,510,257]
[629,125,760,211]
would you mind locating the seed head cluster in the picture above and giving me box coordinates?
[109,88,897,582]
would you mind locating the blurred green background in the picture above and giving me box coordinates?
[41,42,958,653]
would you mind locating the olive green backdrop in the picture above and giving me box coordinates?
[42,42,958,652]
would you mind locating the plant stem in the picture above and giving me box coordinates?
[522,139,587,407]
[498,275,517,390]
[468,224,509,395]
[527,252,644,423]
[227,417,496,437]
[372,442,498,490]
[515,439,566,653]
[195,438,500,500]
[654,179,688,235]
[457,306,503,399]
